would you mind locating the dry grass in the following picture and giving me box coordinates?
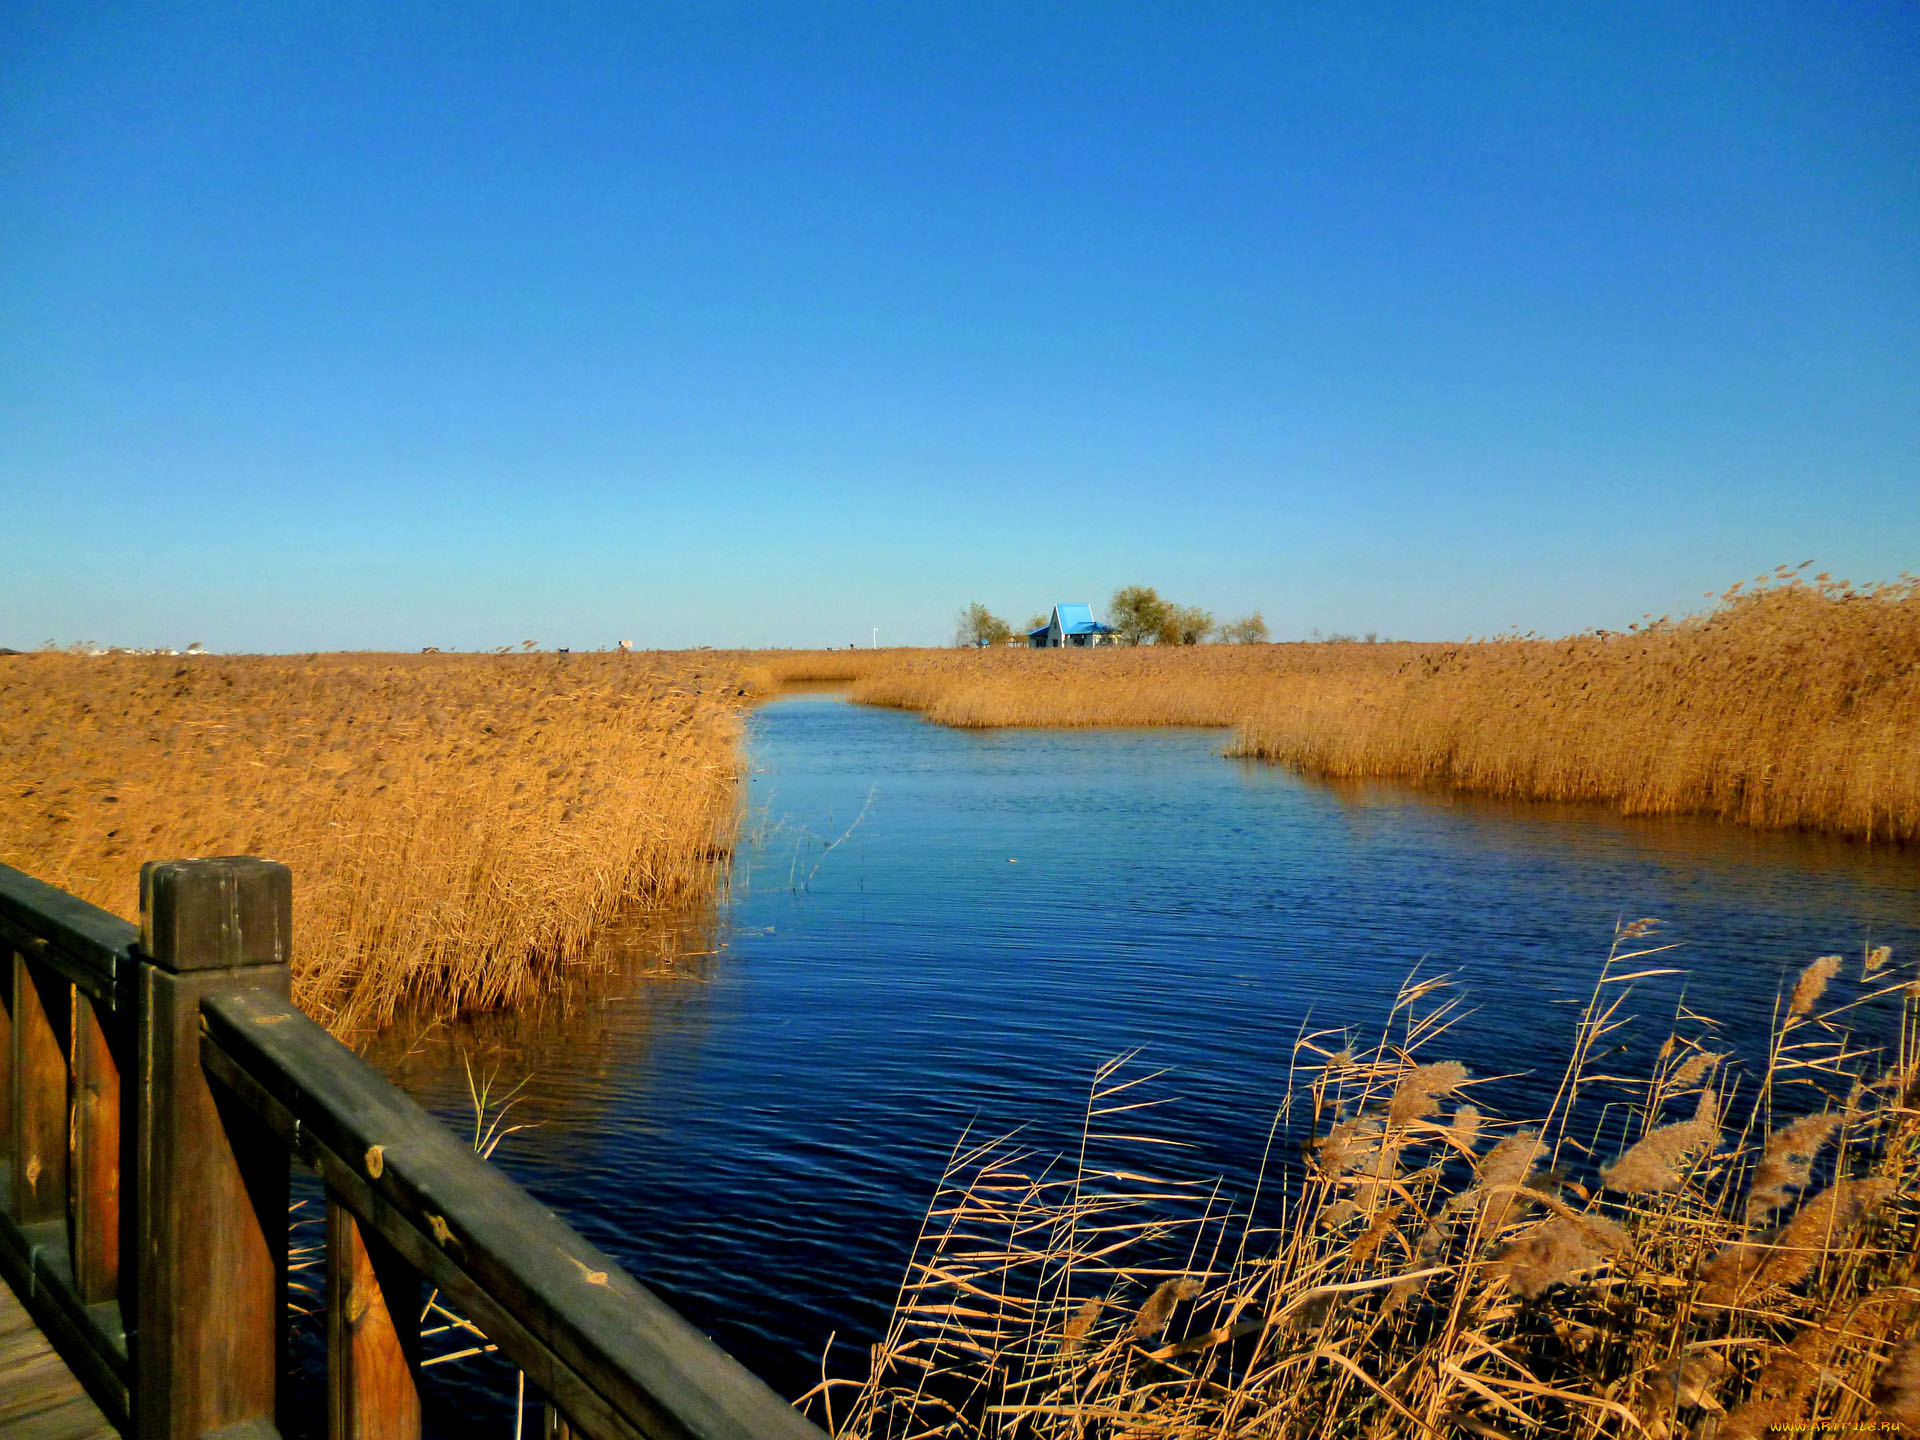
[0,651,752,1036]
[1232,576,1920,843]
[744,643,1412,730]
[750,573,1920,842]
[811,932,1920,1440]
[6,569,1911,1031]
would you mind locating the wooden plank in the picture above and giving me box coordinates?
[0,863,139,1002]
[196,1422,281,1440]
[1,942,12,1171]
[0,1218,130,1429]
[0,1290,34,1336]
[67,993,122,1307]
[2,1393,120,1440]
[0,950,134,1433]
[201,990,828,1440]
[327,1197,421,1440]
[135,858,293,1440]
[11,956,70,1230]
[0,1275,116,1440]
[0,1348,91,1424]
[0,1317,50,1365]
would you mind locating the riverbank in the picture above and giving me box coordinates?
[4,574,1910,1034]
[0,651,750,1036]
[748,575,1920,843]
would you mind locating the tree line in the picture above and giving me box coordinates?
[954,589,1270,647]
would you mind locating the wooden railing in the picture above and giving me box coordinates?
[0,856,829,1440]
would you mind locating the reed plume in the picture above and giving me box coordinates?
[1386,1060,1468,1128]
[1599,1110,1719,1195]
[1485,1213,1627,1299]
[1790,954,1843,1017]
[815,946,1920,1440]
[1667,1049,1724,1088]
[1132,1278,1202,1340]
[1444,1104,1482,1154]
[1745,1111,1842,1223]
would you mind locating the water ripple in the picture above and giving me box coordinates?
[380,692,1920,1427]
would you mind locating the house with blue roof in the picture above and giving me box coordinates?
[1028,603,1116,648]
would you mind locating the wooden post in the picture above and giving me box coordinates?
[11,949,71,1228]
[136,857,293,1440]
[327,1197,422,1440]
[69,989,125,1305]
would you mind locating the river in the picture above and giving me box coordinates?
[355,689,1920,1428]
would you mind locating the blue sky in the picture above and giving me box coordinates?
[4,3,1916,651]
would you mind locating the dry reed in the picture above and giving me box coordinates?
[1233,575,1920,843]
[809,929,1920,1440]
[751,573,1920,842]
[0,651,751,1036]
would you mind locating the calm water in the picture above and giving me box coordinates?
[371,691,1919,1425]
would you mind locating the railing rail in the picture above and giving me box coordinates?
[0,859,140,1004]
[0,856,829,1440]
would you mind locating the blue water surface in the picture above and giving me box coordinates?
[372,690,1919,1427]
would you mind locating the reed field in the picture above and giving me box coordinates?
[752,573,1920,842]
[811,937,1920,1439]
[3,572,1911,1033]
[1231,576,1920,844]
[0,651,750,1035]
[747,643,1416,729]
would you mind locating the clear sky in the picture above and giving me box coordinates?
[4,3,1916,651]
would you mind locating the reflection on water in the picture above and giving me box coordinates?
[366,905,724,1139]
[379,691,1919,1425]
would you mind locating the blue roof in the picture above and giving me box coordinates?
[1029,603,1112,637]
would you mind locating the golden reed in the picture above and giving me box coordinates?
[813,941,1920,1439]
[0,652,749,1036]
[4,572,1908,1033]
[753,574,1920,842]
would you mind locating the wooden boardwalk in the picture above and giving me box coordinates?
[0,1276,114,1440]
[1,856,827,1440]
